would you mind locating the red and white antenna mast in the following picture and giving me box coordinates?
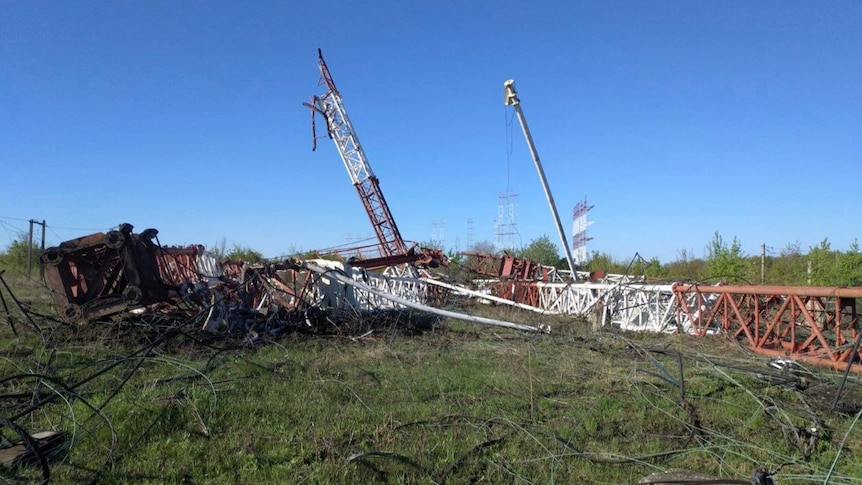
[305,49,408,259]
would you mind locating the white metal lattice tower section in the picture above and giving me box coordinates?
[466,218,474,249]
[495,190,518,251]
[306,50,407,258]
[572,198,594,265]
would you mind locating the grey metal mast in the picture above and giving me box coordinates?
[503,79,577,279]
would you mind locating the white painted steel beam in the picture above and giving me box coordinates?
[302,261,546,333]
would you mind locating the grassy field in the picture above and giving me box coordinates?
[1,275,862,484]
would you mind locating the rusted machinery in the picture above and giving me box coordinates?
[41,223,170,321]
[463,252,559,281]
[40,224,313,324]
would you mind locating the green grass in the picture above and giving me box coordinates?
[1,279,862,484]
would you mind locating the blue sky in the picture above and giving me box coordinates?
[2,1,860,263]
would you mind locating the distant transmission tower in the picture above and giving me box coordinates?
[466,218,474,249]
[431,220,446,249]
[572,198,594,265]
[495,190,518,251]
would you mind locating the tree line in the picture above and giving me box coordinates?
[471,232,862,287]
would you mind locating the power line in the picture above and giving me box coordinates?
[0,215,33,223]
[47,223,111,232]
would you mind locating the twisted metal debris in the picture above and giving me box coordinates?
[38,224,537,335]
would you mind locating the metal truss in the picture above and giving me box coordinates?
[673,284,862,372]
[460,253,862,370]
[472,265,862,372]
[488,279,681,332]
[155,245,221,287]
[296,259,424,311]
[307,50,407,258]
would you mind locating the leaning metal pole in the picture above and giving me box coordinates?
[503,80,577,279]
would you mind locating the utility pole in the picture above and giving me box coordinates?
[27,220,34,279]
[26,219,46,280]
[40,220,46,279]
[761,243,766,284]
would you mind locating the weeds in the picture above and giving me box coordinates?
[1,277,861,484]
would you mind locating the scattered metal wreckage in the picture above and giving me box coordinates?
[39,224,544,334]
[38,223,862,373]
[7,51,862,484]
[454,250,862,373]
[493,77,862,373]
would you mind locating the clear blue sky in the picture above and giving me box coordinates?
[2,1,860,263]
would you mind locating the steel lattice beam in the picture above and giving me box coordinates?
[308,50,407,258]
[673,284,862,372]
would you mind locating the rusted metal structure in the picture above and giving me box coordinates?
[36,223,862,372]
[39,224,438,327]
[156,244,220,287]
[41,224,169,321]
[673,284,862,372]
[463,252,557,281]
[457,254,862,372]
[41,224,235,323]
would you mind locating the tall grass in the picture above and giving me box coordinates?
[1,300,860,484]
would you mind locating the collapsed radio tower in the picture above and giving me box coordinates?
[304,49,445,271]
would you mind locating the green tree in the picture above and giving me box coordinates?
[663,249,706,280]
[704,231,749,283]
[840,240,862,286]
[806,239,862,287]
[806,239,835,286]
[584,252,626,274]
[640,256,668,279]
[225,245,264,264]
[0,235,42,276]
[517,235,561,267]
[766,242,806,285]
